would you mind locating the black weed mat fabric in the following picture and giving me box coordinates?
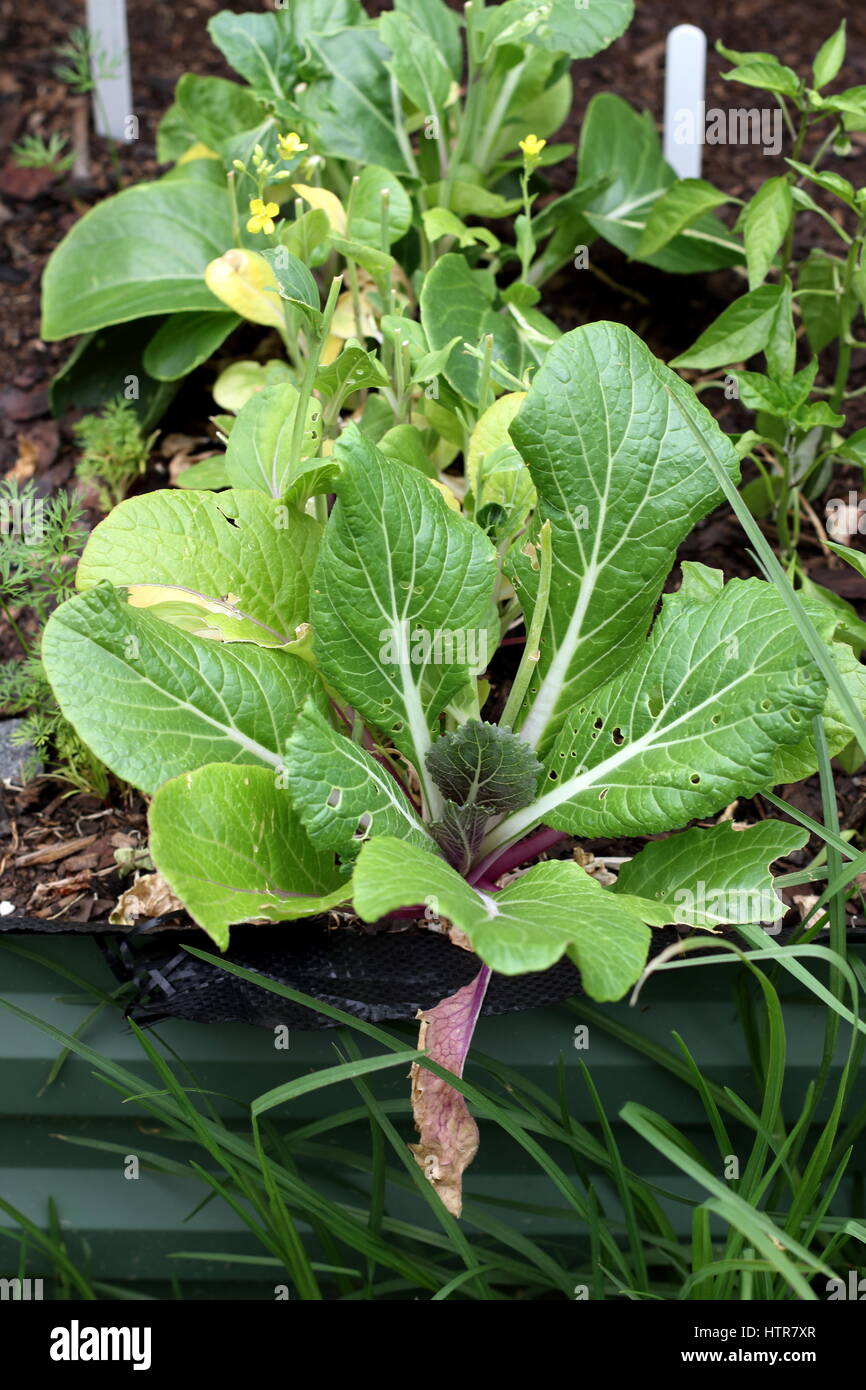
[4,915,863,1031]
[108,919,601,1029]
[0,913,703,1029]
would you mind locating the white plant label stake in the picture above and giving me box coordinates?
[664,23,707,179]
[85,0,133,143]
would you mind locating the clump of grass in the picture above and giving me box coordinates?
[73,398,156,510]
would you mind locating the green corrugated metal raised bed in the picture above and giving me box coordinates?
[1,933,863,1298]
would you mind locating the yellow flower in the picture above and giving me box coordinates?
[277,131,309,159]
[246,197,280,235]
[518,133,547,161]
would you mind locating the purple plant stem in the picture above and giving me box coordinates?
[466,825,570,886]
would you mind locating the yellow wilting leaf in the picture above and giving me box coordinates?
[204,249,285,332]
[292,183,347,236]
[177,141,220,165]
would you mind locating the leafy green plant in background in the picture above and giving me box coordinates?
[0,482,108,795]
[39,0,742,448]
[39,316,866,1205]
[665,24,866,569]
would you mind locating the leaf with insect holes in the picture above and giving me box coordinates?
[479,578,826,856]
[75,488,320,643]
[352,837,651,995]
[426,721,541,813]
[611,820,808,928]
[149,763,347,950]
[284,699,433,857]
[506,320,741,754]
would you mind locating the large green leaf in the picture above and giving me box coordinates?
[207,10,297,96]
[76,489,320,643]
[347,165,413,248]
[41,177,235,339]
[299,28,411,173]
[481,579,826,852]
[380,10,452,113]
[150,763,347,949]
[284,700,433,856]
[482,0,633,60]
[310,427,497,800]
[507,320,740,752]
[174,74,268,157]
[224,384,323,497]
[142,310,239,382]
[42,585,321,793]
[611,821,808,928]
[577,94,742,273]
[353,837,651,995]
[394,0,461,77]
[637,179,731,259]
[420,254,523,408]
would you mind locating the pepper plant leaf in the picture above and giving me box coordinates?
[150,763,348,950]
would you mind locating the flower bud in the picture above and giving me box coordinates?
[204,249,284,331]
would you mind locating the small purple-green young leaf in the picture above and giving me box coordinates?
[426,720,542,813]
[428,801,493,873]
